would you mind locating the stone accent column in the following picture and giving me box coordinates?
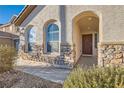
[98,42,124,66]
[60,43,75,67]
[18,28,27,60]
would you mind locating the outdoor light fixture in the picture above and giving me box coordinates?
[88,26,90,29]
[88,17,92,20]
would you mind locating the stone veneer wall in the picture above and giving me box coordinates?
[18,44,43,61]
[19,42,75,68]
[19,28,75,68]
[98,43,124,66]
[60,43,75,67]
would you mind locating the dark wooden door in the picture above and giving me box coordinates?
[82,34,93,55]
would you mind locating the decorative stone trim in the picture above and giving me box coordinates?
[98,43,124,66]
[18,43,75,68]
[100,41,124,45]
[19,44,43,61]
[19,29,75,68]
[60,43,75,66]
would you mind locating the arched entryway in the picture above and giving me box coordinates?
[73,11,99,66]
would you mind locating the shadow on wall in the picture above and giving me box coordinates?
[59,5,67,43]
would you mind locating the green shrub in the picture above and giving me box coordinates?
[0,45,17,73]
[64,66,124,88]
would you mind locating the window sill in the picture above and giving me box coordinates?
[43,52,60,56]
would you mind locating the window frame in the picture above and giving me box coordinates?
[14,39,20,51]
[46,23,60,54]
[94,33,99,49]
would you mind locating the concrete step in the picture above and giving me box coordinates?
[52,61,73,69]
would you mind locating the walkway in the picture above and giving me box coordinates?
[15,59,71,84]
[76,56,97,67]
[14,56,97,84]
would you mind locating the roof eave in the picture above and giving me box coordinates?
[14,5,37,26]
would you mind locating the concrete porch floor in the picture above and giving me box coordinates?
[76,56,98,67]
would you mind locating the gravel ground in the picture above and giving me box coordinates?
[0,70,62,88]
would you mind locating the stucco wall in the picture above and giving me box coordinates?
[0,30,19,48]
[19,5,124,66]
[65,5,124,44]
[0,38,14,47]
[73,23,82,62]
[21,5,61,46]
[20,5,124,45]
[0,24,18,36]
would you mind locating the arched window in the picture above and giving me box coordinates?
[27,27,36,52]
[46,23,59,52]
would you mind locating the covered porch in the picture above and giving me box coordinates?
[72,11,99,66]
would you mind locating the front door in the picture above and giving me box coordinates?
[82,34,93,55]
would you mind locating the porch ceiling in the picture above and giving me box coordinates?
[77,16,99,31]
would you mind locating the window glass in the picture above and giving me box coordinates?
[14,39,19,51]
[28,27,36,43]
[28,27,36,51]
[48,24,59,32]
[47,23,59,52]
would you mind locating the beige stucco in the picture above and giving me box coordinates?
[0,24,18,36]
[19,5,124,65]
[73,22,82,62]
[65,5,124,44]
[20,5,124,44]
[0,38,14,47]
[0,23,19,48]
[21,6,61,46]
